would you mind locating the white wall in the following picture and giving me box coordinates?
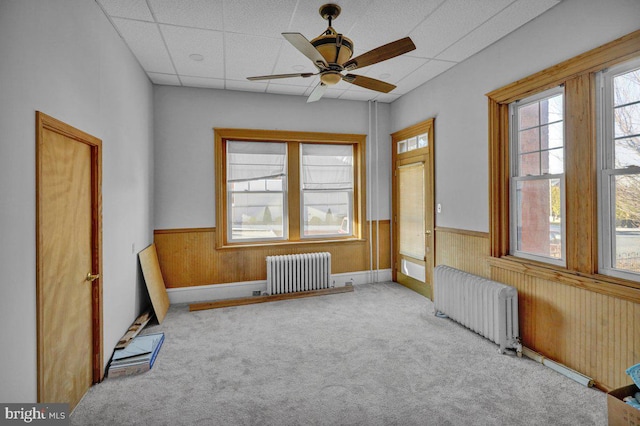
[0,0,154,402]
[391,0,640,233]
[153,87,392,229]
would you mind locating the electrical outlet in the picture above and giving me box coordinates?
[437,203,442,213]
[252,291,261,296]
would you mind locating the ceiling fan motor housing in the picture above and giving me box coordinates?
[311,34,353,69]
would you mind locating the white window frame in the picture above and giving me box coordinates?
[597,56,640,281]
[509,86,566,266]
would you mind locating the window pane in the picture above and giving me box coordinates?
[614,137,640,168]
[519,102,539,129]
[301,144,353,190]
[399,163,425,260]
[515,178,562,259]
[614,103,640,138]
[418,133,428,148]
[230,191,284,240]
[519,127,539,153]
[614,68,640,106]
[408,137,417,151]
[519,152,540,176]
[541,94,563,124]
[302,191,350,237]
[227,141,286,182]
[541,148,564,175]
[301,144,354,238]
[613,174,640,273]
[398,141,407,153]
[541,122,564,149]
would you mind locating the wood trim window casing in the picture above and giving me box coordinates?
[487,29,640,299]
[214,128,366,249]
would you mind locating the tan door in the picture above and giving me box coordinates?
[392,119,435,299]
[36,112,103,410]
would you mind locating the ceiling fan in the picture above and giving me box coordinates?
[247,3,416,102]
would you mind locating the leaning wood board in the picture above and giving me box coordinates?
[139,244,170,323]
[190,284,354,311]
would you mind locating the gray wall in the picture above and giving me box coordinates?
[0,0,154,402]
[391,0,640,233]
[153,87,392,229]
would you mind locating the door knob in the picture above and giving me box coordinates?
[86,273,100,282]
[425,230,432,236]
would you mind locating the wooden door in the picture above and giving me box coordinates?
[391,119,435,299]
[36,112,103,410]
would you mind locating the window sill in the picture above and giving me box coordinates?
[216,237,367,251]
[488,255,640,303]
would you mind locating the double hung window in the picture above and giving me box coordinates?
[216,129,364,247]
[510,88,565,265]
[598,58,640,280]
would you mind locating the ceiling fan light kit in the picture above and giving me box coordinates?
[247,3,416,103]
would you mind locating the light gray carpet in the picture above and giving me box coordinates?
[71,282,606,425]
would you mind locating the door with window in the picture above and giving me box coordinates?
[392,119,435,299]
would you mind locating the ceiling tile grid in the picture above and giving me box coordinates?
[97,0,561,103]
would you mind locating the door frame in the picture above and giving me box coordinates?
[391,118,435,295]
[35,111,104,400]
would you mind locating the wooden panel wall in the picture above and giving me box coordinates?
[436,228,639,391]
[154,220,390,288]
[435,227,490,278]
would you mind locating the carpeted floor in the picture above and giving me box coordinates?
[71,282,606,425]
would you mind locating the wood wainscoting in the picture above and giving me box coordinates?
[436,227,639,391]
[154,220,390,288]
[435,227,490,278]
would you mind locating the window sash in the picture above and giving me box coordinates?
[510,86,566,266]
[598,58,640,280]
[300,143,355,238]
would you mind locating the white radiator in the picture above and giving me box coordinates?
[266,252,332,295]
[433,265,522,354]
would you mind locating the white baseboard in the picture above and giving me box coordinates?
[166,269,393,304]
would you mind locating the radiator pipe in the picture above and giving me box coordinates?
[375,100,380,283]
[367,101,374,280]
[522,346,595,387]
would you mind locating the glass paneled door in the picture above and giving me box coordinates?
[392,119,435,299]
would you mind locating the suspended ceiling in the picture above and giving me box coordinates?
[96,0,561,103]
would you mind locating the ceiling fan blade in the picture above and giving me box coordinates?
[282,32,328,69]
[343,37,416,71]
[247,72,315,81]
[307,82,327,103]
[343,74,396,93]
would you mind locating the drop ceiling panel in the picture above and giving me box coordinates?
[266,83,310,95]
[223,0,298,38]
[149,0,224,30]
[436,0,561,62]
[271,42,321,78]
[339,89,379,102]
[180,76,225,89]
[288,0,372,41]
[160,25,224,79]
[347,0,443,52]
[360,55,429,85]
[111,18,175,74]
[394,59,456,94]
[148,72,181,85]
[226,33,282,80]
[97,0,154,21]
[410,0,513,59]
[227,79,268,93]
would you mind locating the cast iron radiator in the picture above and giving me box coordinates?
[433,265,522,354]
[266,252,332,295]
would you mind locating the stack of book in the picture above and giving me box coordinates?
[108,332,165,378]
